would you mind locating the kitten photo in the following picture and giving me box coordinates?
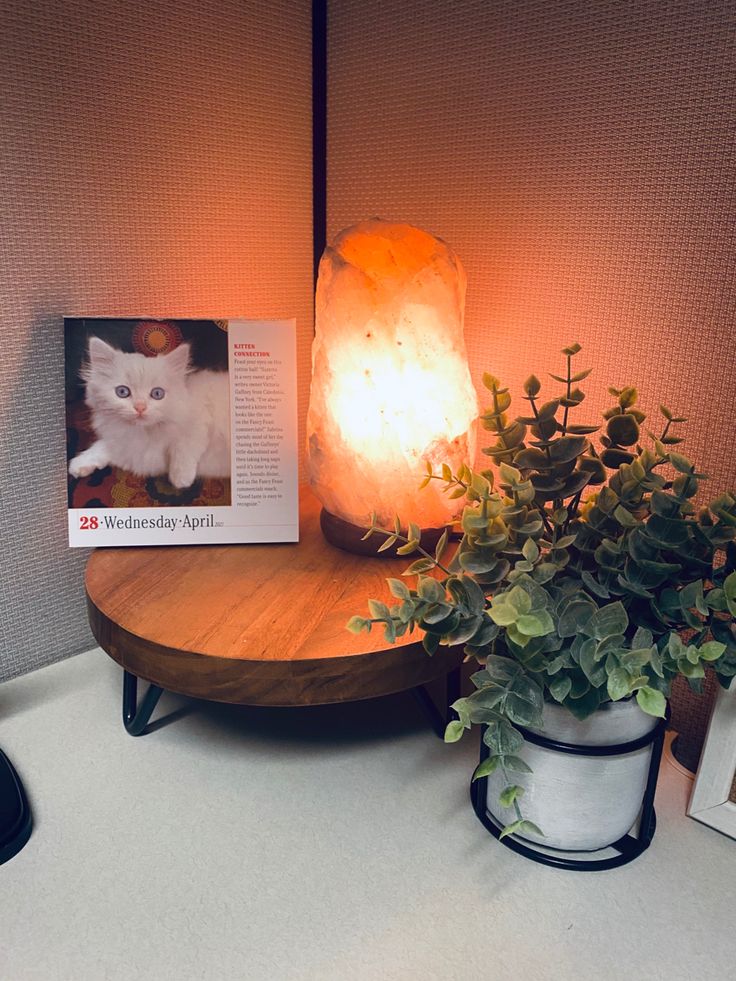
[68,336,230,489]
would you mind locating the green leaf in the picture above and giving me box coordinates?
[502,755,533,773]
[346,616,369,634]
[499,462,522,485]
[377,534,399,553]
[388,619,401,643]
[536,399,560,421]
[636,687,667,717]
[557,599,597,637]
[403,558,436,576]
[472,755,500,780]
[620,646,654,670]
[724,571,736,616]
[672,473,698,498]
[418,577,445,603]
[600,447,635,469]
[631,627,654,650]
[650,490,681,518]
[509,673,544,712]
[444,720,466,743]
[522,538,540,563]
[565,686,602,719]
[669,452,693,473]
[459,550,501,575]
[549,435,588,464]
[581,571,610,599]
[505,692,537,726]
[616,575,654,600]
[607,414,640,447]
[706,588,727,612]
[423,633,440,656]
[499,785,525,807]
[614,504,640,528]
[486,720,524,754]
[680,580,708,617]
[499,819,544,840]
[513,447,550,470]
[580,639,608,687]
[533,562,557,584]
[434,528,449,564]
[421,602,452,624]
[489,598,519,627]
[398,600,415,623]
[617,386,638,409]
[367,599,391,620]
[678,658,705,679]
[485,656,522,683]
[516,611,555,637]
[586,602,629,640]
[699,641,726,662]
[507,585,533,614]
[607,666,631,701]
[549,675,572,702]
[387,578,411,600]
[396,539,420,556]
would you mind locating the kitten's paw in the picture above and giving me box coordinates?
[69,456,97,478]
[169,464,196,489]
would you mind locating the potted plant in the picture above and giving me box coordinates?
[348,344,736,860]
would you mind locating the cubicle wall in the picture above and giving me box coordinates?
[328,0,735,492]
[2,0,734,683]
[0,0,314,680]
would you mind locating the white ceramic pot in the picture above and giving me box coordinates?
[486,698,660,851]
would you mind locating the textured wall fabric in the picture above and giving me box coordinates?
[328,0,736,496]
[0,0,312,680]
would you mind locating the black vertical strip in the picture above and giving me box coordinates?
[312,0,327,285]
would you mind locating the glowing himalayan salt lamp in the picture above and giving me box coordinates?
[307,219,478,552]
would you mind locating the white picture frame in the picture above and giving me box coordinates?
[687,678,736,839]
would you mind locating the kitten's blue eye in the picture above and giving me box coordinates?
[115,385,131,398]
[150,387,165,400]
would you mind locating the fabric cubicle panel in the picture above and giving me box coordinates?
[328,0,735,495]
[0,0,313,680]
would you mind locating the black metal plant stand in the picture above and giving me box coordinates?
[470,713,668,871]
[121,665,461,739]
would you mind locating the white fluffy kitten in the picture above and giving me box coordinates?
[68,337,230,488]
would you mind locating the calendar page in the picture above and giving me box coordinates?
[65,317,298,547]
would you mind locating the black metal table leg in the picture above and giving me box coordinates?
[412,663,462,738]
[123,671,164,736]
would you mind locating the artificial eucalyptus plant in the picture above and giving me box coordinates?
[348,344,736,839]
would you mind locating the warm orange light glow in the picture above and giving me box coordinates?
[307,220,478,530]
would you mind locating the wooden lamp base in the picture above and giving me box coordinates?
[319,507,449,557]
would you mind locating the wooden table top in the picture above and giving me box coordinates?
[86,488,461,705]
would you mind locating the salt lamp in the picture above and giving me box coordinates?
[307,219,478,553]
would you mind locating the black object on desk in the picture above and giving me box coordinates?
[0,748,32,865]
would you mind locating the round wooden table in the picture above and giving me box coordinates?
[86,488,462,734]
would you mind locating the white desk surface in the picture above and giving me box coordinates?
[1,648,734,981]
